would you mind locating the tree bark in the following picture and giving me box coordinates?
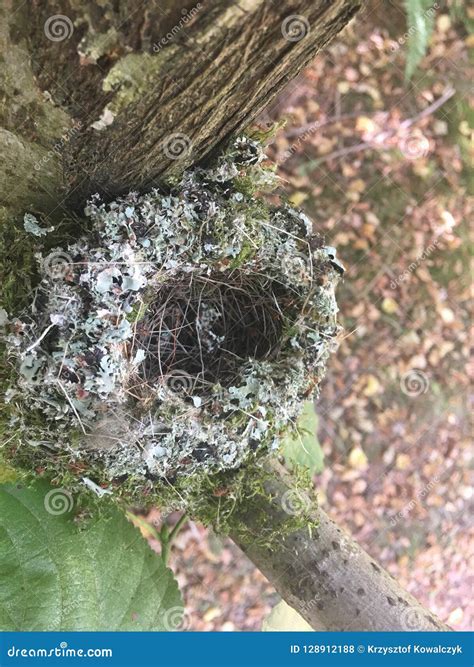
[2,0,360,218]
[1,0,449,635]
[231,463,450,631]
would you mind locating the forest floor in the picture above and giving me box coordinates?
[145,3,472,631]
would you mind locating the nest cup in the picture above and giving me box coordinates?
[133,271,291,395]
[1,137,342,494]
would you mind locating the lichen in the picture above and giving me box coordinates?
[78,27,120,65]
[0,136,343,515]
[99,52,166,119]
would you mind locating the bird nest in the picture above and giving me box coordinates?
[1,136,343,493]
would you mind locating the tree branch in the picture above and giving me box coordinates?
[231,462,450,632]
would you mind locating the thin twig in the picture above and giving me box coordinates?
[293,88,456,168]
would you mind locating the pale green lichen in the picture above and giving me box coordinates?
[77,27,120,64]
[1,137,343,513]
[100,53,167,118]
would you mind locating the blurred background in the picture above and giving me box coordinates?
[140,0,473,631]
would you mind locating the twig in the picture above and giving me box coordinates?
[294,87,456,169]
[401,86,455,129]
[160,514,188,566]
[24,322,56,354]
[55,379,87,434]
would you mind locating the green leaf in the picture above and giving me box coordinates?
[404,0,436,80]
[281,401,324,474]
[262,600,313,631]
[0,482,182,631]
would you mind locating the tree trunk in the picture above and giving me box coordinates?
[1,0,449,633]
[2,0,360,219]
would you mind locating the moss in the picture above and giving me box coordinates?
[218,461,319,548]
[0,461,18,484]
[0,232,36,316]
[0,17,70,145]
[0,210,90,314]
[5,449,317,545]
[0,223,36,453]
[125,299,148,323]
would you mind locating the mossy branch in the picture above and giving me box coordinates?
[230,461,450,632]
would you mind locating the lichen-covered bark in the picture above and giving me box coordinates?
[0,1,70,223]
[66,0,361,202]
[5,0,360,210]
[231,463,450,632]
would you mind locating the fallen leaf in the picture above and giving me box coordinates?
[348,446,369,470]
[363,374,382,397]
[288,191,308,206]
[395,454,411,470]
[203,607,221,623]
[382,297,398,314]
[447,608,463,626]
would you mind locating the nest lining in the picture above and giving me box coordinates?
[132,271,294,394]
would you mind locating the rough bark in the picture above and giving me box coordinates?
[2,0,360,216]
[1,0,449,635]
[231,463,450,632]
[66,0,361,202]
